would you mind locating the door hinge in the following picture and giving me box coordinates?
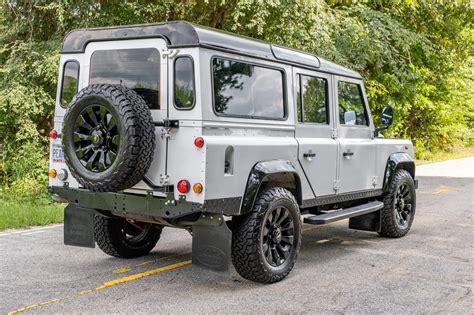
[331,128,338,139]
[154,119,179,128]
[155,120,179,139]
[372,176,378,187]
[160,174,170,185]
[161,128,171,139]
[161,49,180,59]
[333,180,340,192]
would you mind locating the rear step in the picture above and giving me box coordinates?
[304,201,384,225]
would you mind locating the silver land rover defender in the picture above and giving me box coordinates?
[49,21,418,283]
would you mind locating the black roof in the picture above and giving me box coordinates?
[62,21,361,79]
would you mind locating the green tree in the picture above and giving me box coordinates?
[0,0,472,197]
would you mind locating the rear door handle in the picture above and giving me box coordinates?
[343,151,354,158]
[303,151,316,161]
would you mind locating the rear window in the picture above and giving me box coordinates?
[174,56,195,109]
[90,48,160,109]
[212,58,285,119]
[60,61,79,107]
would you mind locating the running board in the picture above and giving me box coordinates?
[304,201,384,225]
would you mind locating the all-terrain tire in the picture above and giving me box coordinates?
[94,215,162,258]
[231,187,302,283]
[380,169,416,238]
[62,84,155,192]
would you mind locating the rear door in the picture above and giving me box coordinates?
[294,69,338,197]
[334,76,377,193]
[84,39,168,191]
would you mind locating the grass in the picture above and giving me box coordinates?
[415,145,474,165]
[0,195,64,231]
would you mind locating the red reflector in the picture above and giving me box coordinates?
[194,137,205,148]
[177,180,190,194]
[49,130,58,139]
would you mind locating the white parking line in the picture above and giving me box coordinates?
[20,230,46,236]
[0,224,63,237]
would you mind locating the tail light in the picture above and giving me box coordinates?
[193,183,203,193]
[57,169,68,181]
[177,180,190,194]
[48,169,57,178]
[194,137,204,148]
[49,130,58,139]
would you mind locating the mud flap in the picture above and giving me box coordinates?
[64,203,95,248]
[192,217,232,272]
[349,210,381,232]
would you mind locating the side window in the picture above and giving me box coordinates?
[60,61,79,107]
[212,58,285,119]
[297,75,328,124]
[338,81,368,126]
[90,48,160,109]
[174,56,195,109]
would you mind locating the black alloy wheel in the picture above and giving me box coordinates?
[380,169,416,238]
[73,103,120,172]
[394,183,414,229]
[62,84,155,192]
[262,206,295,267]
[231,187,301,283]
[94,215,162,258]
[122,220,153,244]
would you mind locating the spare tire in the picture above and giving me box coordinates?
[62,84,155,192]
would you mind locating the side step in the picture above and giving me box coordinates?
[304,201,384,225]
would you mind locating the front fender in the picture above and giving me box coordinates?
[240,160,302,215]
[383,152,416,192]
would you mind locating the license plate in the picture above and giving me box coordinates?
[52,145,64,163]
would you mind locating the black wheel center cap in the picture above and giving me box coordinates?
[91,133,102,145]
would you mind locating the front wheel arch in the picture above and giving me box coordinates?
[383,152,415,193]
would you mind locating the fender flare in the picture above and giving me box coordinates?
[240,160,302,215]
[383,152,416,193]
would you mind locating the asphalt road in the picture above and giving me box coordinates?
[1,161,473,314]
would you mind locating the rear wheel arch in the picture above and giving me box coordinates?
[240,160,302,215]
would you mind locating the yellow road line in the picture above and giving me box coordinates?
[432,185,453,195]
[111,252,190,274]
[8,297,70,315]
[7,259,192,315]
[9,223,330,314]
[96,260,192,290]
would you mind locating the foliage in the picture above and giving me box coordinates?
[0,0,473,199]
[0,191,64,230]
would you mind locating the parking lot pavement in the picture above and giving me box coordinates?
[1,175,473,314]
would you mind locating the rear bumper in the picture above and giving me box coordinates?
[58,188,233,272]
[51,186,203,220]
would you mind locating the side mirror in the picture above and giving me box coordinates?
[375,106,394,137]
[381,106,394,127]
